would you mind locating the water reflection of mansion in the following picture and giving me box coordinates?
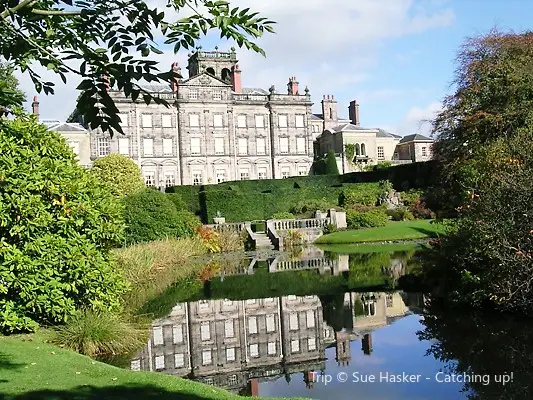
[131,292,425,395]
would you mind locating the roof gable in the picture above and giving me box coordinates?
[47,123,88,133]
[399,133,433,144]
[181,72,230,87]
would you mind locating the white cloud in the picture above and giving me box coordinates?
[394,101,443,136]
[17,0,455,120]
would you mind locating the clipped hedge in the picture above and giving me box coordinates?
[346,208,389,229]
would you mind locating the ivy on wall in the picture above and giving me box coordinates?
[345,144,356,164]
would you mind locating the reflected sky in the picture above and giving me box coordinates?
[259,315,464,400]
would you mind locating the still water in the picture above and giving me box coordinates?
[126,247,529,399]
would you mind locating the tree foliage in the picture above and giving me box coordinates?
[0,62,25,116]
[0,0,275,134]
[324,150,339,175]
[90,153,145,196]
[0,118,127,333]
[429,30,533,313]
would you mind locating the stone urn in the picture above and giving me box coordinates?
[213,212,225,225]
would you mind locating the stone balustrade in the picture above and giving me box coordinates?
[205,222,247,232]
[270,218,331,231]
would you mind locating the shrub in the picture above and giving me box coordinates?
[0,119,126,333]
[166,193,188,211]
[50,310,149,357]
[340,183,381,207]
[410,200,436,219]
[123,188,200,244]
[401,189,424,206]
[271,211,296,219]
[90,153,145,196]
[346,208,388,229]
[217,229,246,252]
[387,207,415,221]
[283,230,306,248]
[324,150,340,175]
[290,198,332,216]
[323,223,337,235]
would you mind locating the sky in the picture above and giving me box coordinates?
[16,0,533,137]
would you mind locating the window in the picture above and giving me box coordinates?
[228,374,238,386]
[143,138,154,156]
[255,115,264,128]
[264,297,274,303]
[173,325,183,344]
[279,137,289,154]
[144,171,155,187]
[142,114,152,128]
[214,137,224,155]
[249,344,259,358]
[216,169,226,184]
[290,339,300,353]
[162,114,172,128]
[97,137,110,157]
[213,91,222,100]
[189,89,198,100]
[202,350,212,365]
[266,314,275,332]
[204,378,214,385]
[296,137,306,154]
[377,146,385,160]
[163,138,173,155]
[248,316,258,334]
[246,299,256,305]
[324,329,332,339]
[153,326,164,345]
[308,337,316,351]
[289,313,298,330]
[131,360,141,371]
[386,293,394,307]
[422,146,427,156]
[165,172,175,188]
[213,114,223,127]
[226,348,236,362]
[189,114,200,127]
[174,353,185,368]
[68,141,80,155]
[190,138,201,155]
[295,115,304,128]
[200,322,210,341]
[225,319,234,338]
[239,168,249,181]
[281,166,290,179]
[306,310,315,328]
[267,342,277,355]
[237,115,247,128]
[155,355,165,370]
[360,143,366,155]
[118,113,128,126]
[297,166,307,176]
[278,114,288,128]
[238,138,248,155]
[256,138,266,155]
[258,167,267,180]
[118,137,129,155]
[199,299,209,309]
[288,295,297,301]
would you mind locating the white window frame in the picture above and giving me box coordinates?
[296,137,306,154]
[190,137,201,155]
[239,168,250,181]
[174,353,185,368]
[96,137,110,157]
[189,89,198,100]
[377,146,385,160]
[256,137,266,155]
[143,138,154,156]
[308,337,316,351]
[215,137,225,155]
[165,172,175,188]
[189,114,200,127]
[306,310,315,328]
[213,114,223,128]
[162,114,172,128]
[238,138,248,155]
[266,314,275,333]
[281,166,290,179]
[192,171,203,185]
[200,322,210,341]
[297,166,307,176]
[290,339,300,353]
[422,146,427,156]
[226,347,236,362]
[213,91,222,100]
[255,115,264,128]
[258,167,267,180]
[118,113,128,126]
[248,316,258,334]
[202,350,212,365]
[225,319,234,338]
[216,169,226,184]
[153,326,164,345]
[249,343,259,358]
[172,325,183,344]
[278,114,288,128]
[144,171,156,187]
[163,138,173,156]
[155,355,165,369]
[295,114,305,128]
[237,115,247,128]
[267,342,276,355]
[118,137,130,156]
[142,114,152,128]
[279,137,289,154]
[289,313,298,331]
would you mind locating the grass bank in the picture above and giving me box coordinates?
[0,334,305,400]
[316,219,446,245]
[316,241,430,254]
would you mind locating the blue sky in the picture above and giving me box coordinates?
[19,0,533,136]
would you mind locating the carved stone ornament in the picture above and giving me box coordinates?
[198,75,212,85]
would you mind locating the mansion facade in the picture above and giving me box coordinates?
[38,48,434,188]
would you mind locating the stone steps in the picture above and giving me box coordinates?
[254,232,275,250]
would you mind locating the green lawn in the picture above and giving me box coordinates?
[315,219,447,245]
[316,241,430,254]
[0,333,305,400]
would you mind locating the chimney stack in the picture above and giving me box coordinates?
[287,76,299,95]
[32,96,39,118]
[349,100,360,126]
[231,64,242,93]
[102,73,110,92]
[171,62,182,93]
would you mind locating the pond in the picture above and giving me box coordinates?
[121,245,530,399]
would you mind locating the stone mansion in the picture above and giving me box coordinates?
[38,48,433,188]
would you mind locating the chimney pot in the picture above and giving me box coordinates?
[32,96,40,118]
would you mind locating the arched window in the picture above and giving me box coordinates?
[355,143,360,156]
[329,107,333,119]
[206,67,215,76]
[221,68,232,83]
[360,143,366,156]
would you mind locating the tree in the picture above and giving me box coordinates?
[0,62,25,116]
[429,30,533,313]
[0,1,275,134]
[90,153,145,196]
[0,118,127,333]
[324,150,339,175]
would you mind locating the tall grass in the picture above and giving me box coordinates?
[113,237,208,313]
[50,310,149,357]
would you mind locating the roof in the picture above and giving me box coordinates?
[47,122,88,133]
[377,129,400,139]
[399,133,433,144]
[138,84,173,93]
[311,114,350,122]
[242,87,268,95]
[329,123,374,133]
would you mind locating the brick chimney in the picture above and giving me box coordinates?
[348,100,360,126]
[102,74,110,92]
[287,76,299,95]
[32,96,39,118]
[170,62,182,93]
[231,64,242,93]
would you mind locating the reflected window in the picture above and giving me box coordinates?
[226,347,236,362]
[152,326,164,346]
[202,350,212,365]
[155,355,165,370]
[248,316,258,334]
[289,313,299,331]
[225,319,234,338]
[174,353,185,368]
[267,341,277,355]
[200,322,210,341]
[228,374,238,386]
[308,337,316,351]
[266,314,276,332]
[386,294,394,308]
[249,343,259,358]
[291,339,300,353]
